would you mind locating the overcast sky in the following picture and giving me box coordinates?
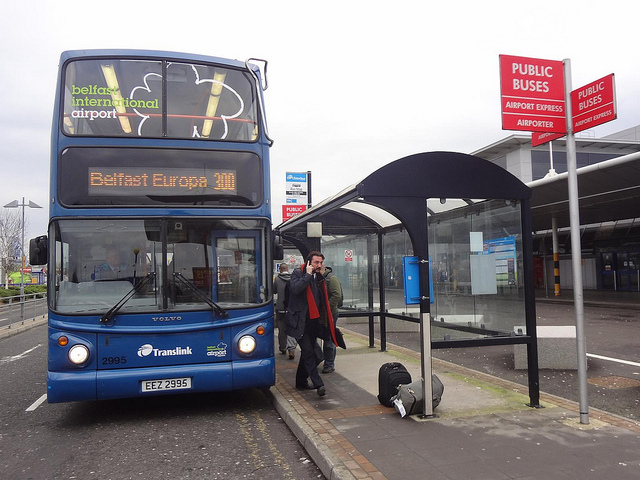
[2,0,640,239]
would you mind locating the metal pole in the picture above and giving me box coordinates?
[552,216,560,297]
[367,236,375,348]
[523,199,541,407]
[563,58,589,424]
[4,198,42,321]
[419,257,434,417]
[548,142,556,176]
[377,232,387,352]
[20,197,25,322]
[542,236,549,298]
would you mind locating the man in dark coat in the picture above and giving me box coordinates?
[273,264,296,359]
[286,251,332,397]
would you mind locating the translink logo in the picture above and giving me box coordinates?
[137,343,193,357]
[286,173,306,182]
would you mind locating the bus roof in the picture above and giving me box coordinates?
[60,49,251,71]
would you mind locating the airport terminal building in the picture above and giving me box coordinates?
[473,125,640,292]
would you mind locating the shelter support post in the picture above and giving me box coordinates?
[367,236,375,348]
[523,199,541,407]
[378,232,387,352]
[419,257,435,418]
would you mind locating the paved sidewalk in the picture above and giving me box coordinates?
[269,329,640,480]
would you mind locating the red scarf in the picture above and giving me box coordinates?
[302,265,338,345]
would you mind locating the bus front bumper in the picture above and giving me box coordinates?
[47,357,275,403]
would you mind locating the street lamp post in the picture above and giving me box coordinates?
[3,197,42,322]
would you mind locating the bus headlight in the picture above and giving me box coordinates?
[68,344,90,365]
[238,335,257,354]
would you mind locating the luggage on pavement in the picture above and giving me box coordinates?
[391,375,444,417]
[377,362,412,407]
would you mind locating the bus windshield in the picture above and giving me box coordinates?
[51,218,269,315]
[63,58,259,141]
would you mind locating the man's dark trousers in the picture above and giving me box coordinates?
[295,322,324,389]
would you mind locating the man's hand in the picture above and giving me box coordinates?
[306,262,314,275]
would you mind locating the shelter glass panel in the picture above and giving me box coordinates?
[382,230,416,313]
[428,198,526,340]
[321,235,376,311]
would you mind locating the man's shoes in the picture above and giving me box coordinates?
[295,383,315,390]
[288,351,295,360]
[317,385,326,397]
[279,349,286,355]
[321,366,335,374]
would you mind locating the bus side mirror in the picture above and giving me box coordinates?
[273,234,284,261]
[29,235,48,266]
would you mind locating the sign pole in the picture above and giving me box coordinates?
[563,58,589,425]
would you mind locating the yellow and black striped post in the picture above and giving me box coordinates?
[552,216,560,297]
[554,251,561,296]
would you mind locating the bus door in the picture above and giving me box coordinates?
[212,231,262,304]
[165,220,266,307]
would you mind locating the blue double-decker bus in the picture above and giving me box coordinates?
[33,50,276,403]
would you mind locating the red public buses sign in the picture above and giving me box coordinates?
[500,55,566,133]
[531,73,616,146]
[282,204,306,220]
[572,74,616,134]
[531,131,564,147]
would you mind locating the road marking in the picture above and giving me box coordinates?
[235,409,294,479]
[587,353,640,368]
[251,410,294,479]
[0,344,42,364]
[26,393,47,412]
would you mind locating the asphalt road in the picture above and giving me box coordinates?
[0,324,323,480]
[348,300,640,421]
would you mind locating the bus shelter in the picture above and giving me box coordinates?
[275,152,539,416]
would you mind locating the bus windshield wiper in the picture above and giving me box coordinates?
[173,272,228,318]
[100,273,155,324]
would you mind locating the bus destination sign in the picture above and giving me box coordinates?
[88,167,237,196]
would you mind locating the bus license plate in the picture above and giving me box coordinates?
[141,377,192,392]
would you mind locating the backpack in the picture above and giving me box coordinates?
[330,275,344,308]
[283,281,290,310]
